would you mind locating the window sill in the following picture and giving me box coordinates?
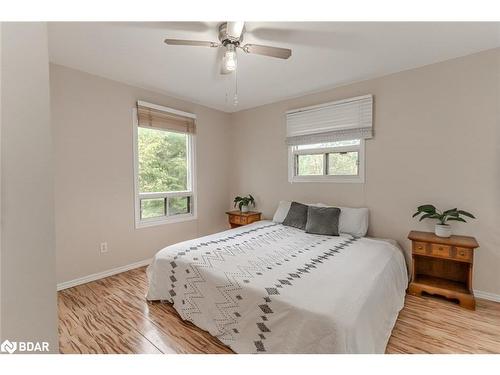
[135,214,197,229]
[289,176,365,184]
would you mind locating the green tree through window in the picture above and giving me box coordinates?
[138,127,190,218]
[138,127,188,193]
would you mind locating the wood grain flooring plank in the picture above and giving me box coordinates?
[58,267,500,354]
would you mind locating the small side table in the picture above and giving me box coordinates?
[408,230,479,310]
[226,211,261,229]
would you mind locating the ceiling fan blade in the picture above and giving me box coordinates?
[226,21,245,39]
[164,39,219,48]
[241,44,292,59]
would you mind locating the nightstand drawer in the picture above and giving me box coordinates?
[455,247,473,262]
[226,211,262,229]
[247,215,259,224]
[413,241,428,255]
[431,243,451,257]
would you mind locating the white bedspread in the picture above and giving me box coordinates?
[146,221,408,353]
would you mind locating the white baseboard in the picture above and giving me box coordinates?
[474,289,500,303]
[57,258,151,291]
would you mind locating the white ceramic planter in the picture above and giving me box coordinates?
[435,224,452,238]
[240,205,249,213]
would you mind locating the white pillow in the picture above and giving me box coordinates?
[316,204,369,237]
[272,201,292,223]
[272,200,369,237]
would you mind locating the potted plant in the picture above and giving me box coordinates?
[412,204,475,237]
[233,194,255,213]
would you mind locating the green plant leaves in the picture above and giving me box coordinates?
[418,213,440,221]
[417,204,437,213]
[413,204,436,218]
[412,204,475,224]
[458,210,475,218]
[233,194,256,209]
[447,217,467,223]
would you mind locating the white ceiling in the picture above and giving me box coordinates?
[48,22,500,113]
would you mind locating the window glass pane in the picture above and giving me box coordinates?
[296,139,360,150]
[138,127,188,193]
[328,152,358,176]
[168,196,191,216]
[297,154,324,175]
[140,198,166,219]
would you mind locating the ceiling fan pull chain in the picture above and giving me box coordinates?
[233,69,239,106]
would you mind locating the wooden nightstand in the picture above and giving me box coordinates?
[408,230,479,310]
[226,211,261,229]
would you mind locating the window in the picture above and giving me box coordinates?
[289,140,364,183]
[286,95,372,183]
[134,101,196,228]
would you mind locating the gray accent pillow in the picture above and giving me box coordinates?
[282,202,308,230]
[305,206,341,236]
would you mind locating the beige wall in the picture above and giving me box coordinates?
[1,23,58,351]
[51,64,232,284]
[229,49,500,296]
[52,49,500,297]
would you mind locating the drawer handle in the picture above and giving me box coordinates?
[417,245,423,250]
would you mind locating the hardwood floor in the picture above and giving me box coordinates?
[58,267,500,354]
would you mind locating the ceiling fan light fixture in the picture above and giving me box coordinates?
[223,44,237,72]
[163,21,292,77]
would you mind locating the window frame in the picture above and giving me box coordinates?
[288,140,365,183]
[132,107,197,229]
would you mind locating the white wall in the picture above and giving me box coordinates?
[0,23,58,351]
[229,49,500,296]
[50,64,232,284]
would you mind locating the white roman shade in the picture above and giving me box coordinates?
[285,95,373,145]
[137,100,196,134]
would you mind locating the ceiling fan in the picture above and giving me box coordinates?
[164,21,292,74]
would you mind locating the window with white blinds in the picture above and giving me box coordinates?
[285,95,373,146]
[286,95,372,183]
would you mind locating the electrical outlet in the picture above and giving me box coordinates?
[100,242,108,254]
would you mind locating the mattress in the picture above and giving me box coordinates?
[146,220,408,353]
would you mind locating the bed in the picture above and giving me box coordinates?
[146,220,408,353]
